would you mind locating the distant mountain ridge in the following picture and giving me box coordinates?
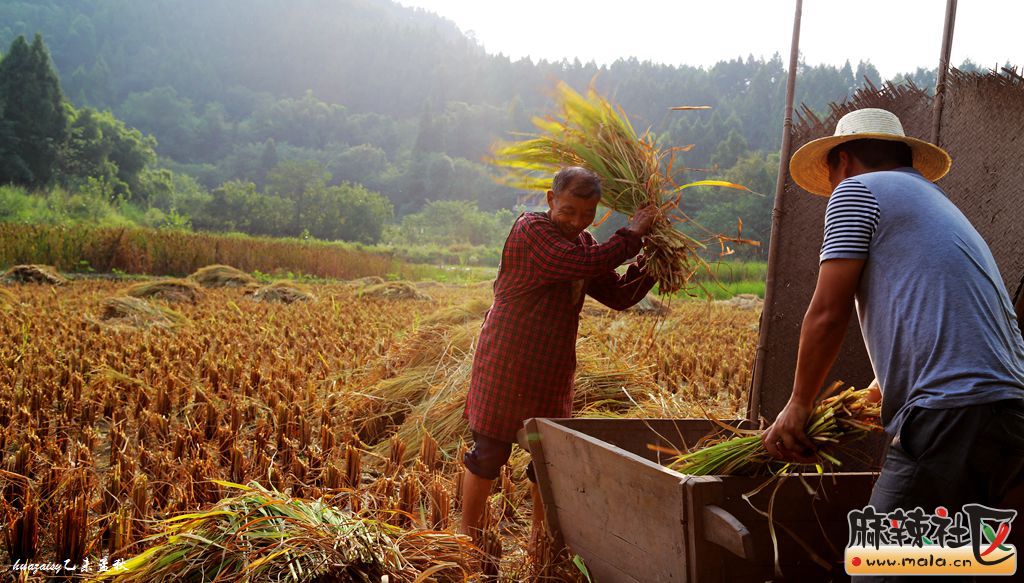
[1,0,956,247]
[0,0,903,134]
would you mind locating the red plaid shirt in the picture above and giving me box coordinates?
[464,211,654,441]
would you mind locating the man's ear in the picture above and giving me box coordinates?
[829,150,851,190]
[546,189,555,209]
[837,150,848,169]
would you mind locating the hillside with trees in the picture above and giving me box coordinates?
[0,0,975,257]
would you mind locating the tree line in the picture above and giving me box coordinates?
[0,0,986,254]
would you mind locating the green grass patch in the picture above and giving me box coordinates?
[691,260,767,284]
[400,263,497,284]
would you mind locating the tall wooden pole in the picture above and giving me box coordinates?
[931,0,958,145]
[747,0,802,421]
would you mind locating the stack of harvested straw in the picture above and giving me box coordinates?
[1,264,67,285]
[98,481,474,582]
[360,281,432,301]
[189,264,257,288]
[248,281,315,304]
[668,385,882,476]
[126,279,200,303]
[98,296,190,330]
[491,82,750,294]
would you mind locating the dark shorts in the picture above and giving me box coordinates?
[463,430,535,482]
[856,399,1024,582]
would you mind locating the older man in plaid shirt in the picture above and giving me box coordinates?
[461,166,658,548]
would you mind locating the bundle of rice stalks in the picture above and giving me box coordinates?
[352,324,477,444]
[345,275,385,288]
[189,264,257,288]
[249,281,314,304]
[376,358,475,465]
[1,264,67,285]
[667,385,882,476]
[573,336,661,414]
[420,298,491,327]
[0,287,14,305]
[97,481,473,582]
[352,369,436,444]
[125,279,200,303]
[98,296,189,330]
[491,82,751,294]
[360,282,432,301]
[381,323,478,378]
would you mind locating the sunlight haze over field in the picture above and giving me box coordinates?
[397,0,1022,78]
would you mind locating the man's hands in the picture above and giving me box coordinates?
[866,378,882,404]
[762,399,817,464]
[762,379,881,464]
[762,258,866,465]
[627,204,658,237]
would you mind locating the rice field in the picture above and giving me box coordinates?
[0,273,760,581]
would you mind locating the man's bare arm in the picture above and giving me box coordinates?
[762,258,865,461]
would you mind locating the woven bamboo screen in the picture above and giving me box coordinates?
[750,69,1024,421]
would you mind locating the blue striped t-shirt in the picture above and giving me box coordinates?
[819,169,1024,435]
[820,180,880,261]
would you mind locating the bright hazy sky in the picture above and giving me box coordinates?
[395,1,1021,79]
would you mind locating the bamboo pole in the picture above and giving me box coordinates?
[747,0,802,422]
[931,0,958,145]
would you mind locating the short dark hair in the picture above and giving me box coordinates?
[552,166,601,199]
[827,139,913,169]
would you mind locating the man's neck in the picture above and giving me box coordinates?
[847,162,905,179]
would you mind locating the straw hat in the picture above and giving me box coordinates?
[789,108,952,196]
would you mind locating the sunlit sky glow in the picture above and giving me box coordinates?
[395,1,1021,79]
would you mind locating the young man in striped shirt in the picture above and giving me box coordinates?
[762,109,1024,525]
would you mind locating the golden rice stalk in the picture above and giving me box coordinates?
[426,476,451,531]
[490,81,750,294]
[668,385,882,476]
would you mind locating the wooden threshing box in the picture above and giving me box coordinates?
[527,70,1024,583]
[526,417,884,582]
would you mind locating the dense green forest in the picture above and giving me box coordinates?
[0,0,983,258]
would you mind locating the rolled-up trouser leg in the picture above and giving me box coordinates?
[463,430,537,483]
